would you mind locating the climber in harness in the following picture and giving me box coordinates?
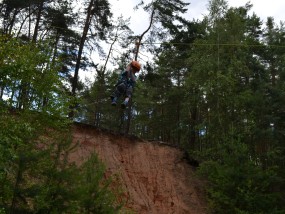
[110,60,141,108]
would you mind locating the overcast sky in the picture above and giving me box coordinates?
[109,0,285,35]
[85,0,285,79]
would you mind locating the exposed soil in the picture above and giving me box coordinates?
[69,123,208,214]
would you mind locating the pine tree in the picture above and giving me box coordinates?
[70,0,112,118]
[0,34,123,213]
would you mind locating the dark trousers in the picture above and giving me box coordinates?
[111,82,133,99]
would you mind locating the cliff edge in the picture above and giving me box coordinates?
[69,123,207,214]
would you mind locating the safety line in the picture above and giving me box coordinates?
[23,24,285,48]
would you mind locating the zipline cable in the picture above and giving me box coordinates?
[29,25,285,48]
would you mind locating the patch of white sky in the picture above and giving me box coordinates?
[84,0,285,81]
[110,0,285,34]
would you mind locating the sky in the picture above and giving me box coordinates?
[109,0,285,35]
[84,0,285,80]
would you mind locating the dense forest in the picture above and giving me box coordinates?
[1,0,285,213]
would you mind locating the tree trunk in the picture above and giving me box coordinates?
[72,0,94,96]
[32,0,44,42]
[125,9,155,134]
[10,156,24,214]
[125,98,132,134]
[16,12,30,38]
[69,0,95,118]
[190,107,197,150]
[0,86,3,99]
[8,9,19,35]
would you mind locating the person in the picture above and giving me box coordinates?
[110,60,141,108]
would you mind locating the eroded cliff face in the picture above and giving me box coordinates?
[69,124,207,214]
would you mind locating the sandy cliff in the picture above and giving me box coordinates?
[70,124,207,214]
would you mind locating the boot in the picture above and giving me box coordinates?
[111,96,117,106]
[121,101,128,109]
[121,98,129,109]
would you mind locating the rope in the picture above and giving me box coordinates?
[31,25,285,49]
[140,42,285,48]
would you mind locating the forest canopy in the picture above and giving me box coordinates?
[1,0,285,213]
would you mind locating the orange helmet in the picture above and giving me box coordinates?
[130,60,141,72]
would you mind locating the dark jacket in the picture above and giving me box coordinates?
[117,70,137,88]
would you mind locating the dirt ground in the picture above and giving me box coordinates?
[69,124,208,214]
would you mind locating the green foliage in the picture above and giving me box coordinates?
[75,1,285,212]
[2,1,285,213]
[198,140,284,214]
[77,69,125,131]
[182,3,285,212]
[76,154,123,213]
[0,35,70,114]
[0,107,123,213]
[0,34,123,213]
